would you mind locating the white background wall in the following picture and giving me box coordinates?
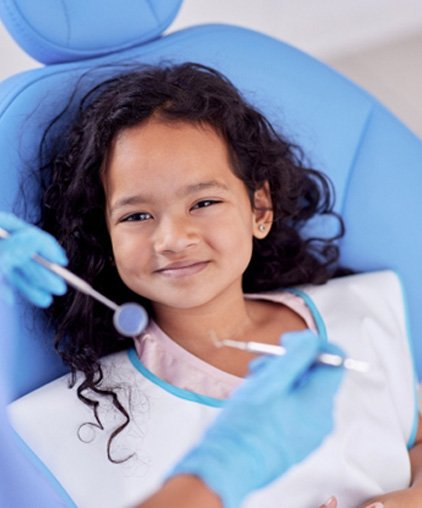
[1,0,422,137]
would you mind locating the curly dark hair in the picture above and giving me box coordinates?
[39,62,346,461]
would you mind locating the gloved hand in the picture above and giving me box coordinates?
[0,212,68,307]
[168,330,344,508]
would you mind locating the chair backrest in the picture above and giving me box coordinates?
[1,1,422,405]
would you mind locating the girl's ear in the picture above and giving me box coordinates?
[252,181,273,239]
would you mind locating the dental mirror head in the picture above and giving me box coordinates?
[113,302,148,337]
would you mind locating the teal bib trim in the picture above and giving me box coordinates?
[127,348,225,408]
[395,272,420,448]
[286,287,328,342]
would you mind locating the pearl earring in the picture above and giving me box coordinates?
[258,224,266,232]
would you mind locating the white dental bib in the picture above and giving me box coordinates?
[8,271,418,508]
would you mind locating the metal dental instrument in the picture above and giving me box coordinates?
[214,337,369,373]
[0,227,148,337]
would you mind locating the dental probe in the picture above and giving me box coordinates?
[214,338,369,373]
[0,227,148,337]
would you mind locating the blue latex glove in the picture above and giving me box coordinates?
[0,212,68,307]
[169,330,344,508]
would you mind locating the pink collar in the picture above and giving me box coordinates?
[133,291,316,398]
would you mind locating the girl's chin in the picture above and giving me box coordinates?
[149,293,221,313]
[152,300,213,311]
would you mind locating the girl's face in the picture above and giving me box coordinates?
[103,118,271,313]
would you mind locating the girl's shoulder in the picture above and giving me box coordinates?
[245,288,317,336]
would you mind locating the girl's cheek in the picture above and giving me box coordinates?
[111,230,142,254]
[111,240,135,273]
[119,236,152,270]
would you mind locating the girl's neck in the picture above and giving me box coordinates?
[152,286,253,355]
[150,285,301,378]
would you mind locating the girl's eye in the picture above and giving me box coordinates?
[121,212,152,222]
[192,199,222,210]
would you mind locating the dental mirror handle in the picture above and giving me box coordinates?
[0,226,118,312]
[33,255,119,311]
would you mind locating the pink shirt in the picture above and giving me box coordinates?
[133,291,316,399]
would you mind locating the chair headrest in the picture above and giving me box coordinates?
[0,0,183,64]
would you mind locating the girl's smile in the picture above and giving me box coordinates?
[154,260,211,279]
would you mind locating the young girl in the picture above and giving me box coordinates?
[7,62,422,508]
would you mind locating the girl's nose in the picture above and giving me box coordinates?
[153,216,199,254]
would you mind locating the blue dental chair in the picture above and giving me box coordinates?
[1,1,421,506]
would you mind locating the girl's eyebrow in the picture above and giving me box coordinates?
[109,180,229,216]
[180,180,229,196]
[109,194,150,216]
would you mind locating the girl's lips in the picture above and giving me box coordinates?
[155,261,209,279]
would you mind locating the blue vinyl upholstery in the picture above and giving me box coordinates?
[0,0,183,63]
[0,1,421,505]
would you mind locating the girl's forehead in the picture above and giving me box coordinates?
[102,119,247,203]
[105,119,234,178]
